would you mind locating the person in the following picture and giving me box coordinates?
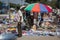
[14,10,18,22]
[17,9,23,23]
[23,11,26,22]
[29,25,37,32]
[38,12,41,27]
[33,12,38,25]
[29,12,34,28]
[58,15,60,25]
[43,13,52,22]
[17,9,23,37]
[9,8,16,22]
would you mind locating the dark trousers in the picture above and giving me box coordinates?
[17,22,22,37]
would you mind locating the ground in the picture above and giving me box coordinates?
[17,36,60,40]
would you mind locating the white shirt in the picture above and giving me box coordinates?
[18,10,23,22]
[34,19,37,25]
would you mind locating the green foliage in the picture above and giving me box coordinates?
[48,0,56,8]
[25,0,40,3]
[40,0,47,3]
[56,0,60,8]
[0,2,2,5]
[9,3,21,9]
[40,0,56,8]
[10,3,16,8]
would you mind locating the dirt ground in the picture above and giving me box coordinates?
[17,36,60,40]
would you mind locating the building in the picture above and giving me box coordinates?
[0,0,28,5]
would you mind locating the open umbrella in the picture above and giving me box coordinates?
[24,3,52,13]
[20,5,26,9]
[10,8,15,10]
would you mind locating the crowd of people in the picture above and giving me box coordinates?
[7,7,60,32]
[0,5,60,36]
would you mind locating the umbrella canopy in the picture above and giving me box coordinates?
[10,8,15,10]
[20,5,26,10]
[25,3,52,13]
[25,3,35,11]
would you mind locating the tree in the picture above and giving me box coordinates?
[10,3,16,8]
[0,2,2,5]
[40,0,47,3]
[48,0,56,8]
[9,3,21,9]
[56,0,60,8]
[25,0,40,3]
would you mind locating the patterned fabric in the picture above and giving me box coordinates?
[14,13,20,22]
